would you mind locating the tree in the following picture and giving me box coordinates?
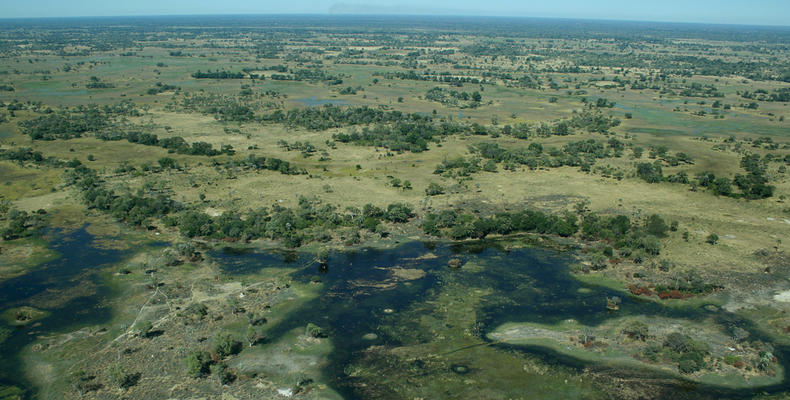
[425,182,445,196]
[133,320,153,338]
[306,323,327,338]
[622,321,649,341]
[212,332,241,358]
[185,351,211,378]
[245,325,265,347]
[106,363,136,389]
[636,162,663,183]
[383,203,414,223]
[645,214,669,237]
[706,233,719,245]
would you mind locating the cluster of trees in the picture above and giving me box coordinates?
[0,147,73,168]
[85,76,115,89]
[422,209,579,240]
[65,165,414,247]
[96,131,235,157]
[262,105,430,131]
[374,70,483,86]
[740,88,790,102]
[191,70,246,79]
[1,209,46,240]
[424,208,671,263]
[19,102,140,140]
[642,332,710,374]
[67,166,178,226]
[636,153,774,199]
[171,93,256,122]
[269,68,342,84]
[463,139,622,173]
[222,154,306,175]
[334,120,452,153]
[424,87,482,107]
[497,112,620,139]
[164,198,414,247]
[146,82,180,95]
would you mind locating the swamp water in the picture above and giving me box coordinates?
[2,231,790,398]
[217,241,790,399]
[0,229,127,397]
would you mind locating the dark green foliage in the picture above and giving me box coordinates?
[67,166,178,226]
[98,131,235,157]
[133,320,153,338]
[706,233,719,245]
[334,120,448,153]
[425,182,445,196]
[384,203,414,223]
[191,70,245,79]
[424,209,579,241]
[212,363,236,385]
[306,323,327,338]
[19,102,139,140]
[106,363,137,389]
[663,332,709,373]
[268,105,429,131]
[212,332,242,358]
[645,214,669,238]
[636,162,663,183]
[185,351,211,378]
[1,209,45,240]
[69,370,101,394]
[622,321,649,341]
[147,82,180,95]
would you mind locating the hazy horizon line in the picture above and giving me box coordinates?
[0,12,788,29]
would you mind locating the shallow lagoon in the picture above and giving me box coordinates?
[217,240,790,399]
[2,231,789,398]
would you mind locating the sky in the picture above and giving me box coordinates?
[1,0,788,26]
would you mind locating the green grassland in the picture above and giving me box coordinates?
[1,16,790,399]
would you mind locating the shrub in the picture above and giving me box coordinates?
[185,351,211,378]
[306,323,327,338]
[106,363,135,389]
[212,332,242,358]
[425,182,445,196]
[622,321,649,341]
[133,320,153,338]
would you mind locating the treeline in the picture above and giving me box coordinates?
[269,68,342,84]
[423,208,670,262]
[221,154,306,175]
[164,199,414,247]
[740,88,790,103]
[261,105,430,131]
[171,93,256,122]
[0,147,76,167]
[65,166,412,247]
[191,70,246,79]
[67,166,179,226]
[498,111,621,139]
[374,70,483,86]
[1,208,47,241]
[96,131,235,157]
[424,87,482,107]
[19,102,141,140]
[635,153,775,199]
[438,138,624,173]
[334,120,464,153]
